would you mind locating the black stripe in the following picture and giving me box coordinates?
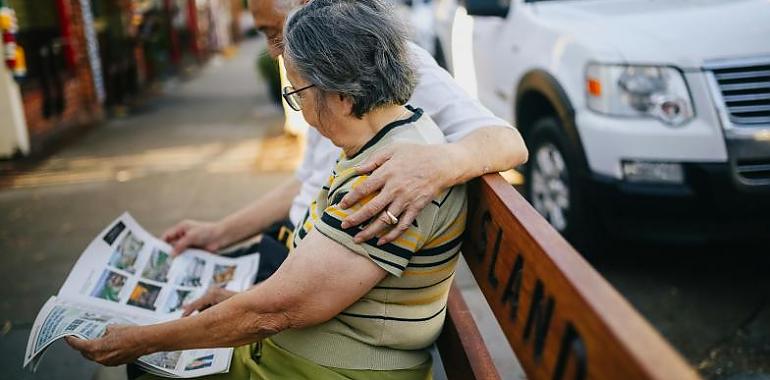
[408,250,460,268]
[417,234,464,257]
[374,272,454,290]
[431,187,454,208]
[321,213,414,260]
[297,226,308,240]
[328,175,358,199]
[340,305,446,322]
[314,226,407,271]
[321,186,330,191]
[348,106,424,160]
[331,191,348,207]
[370,254,406,271]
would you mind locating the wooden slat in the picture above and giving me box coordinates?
[460,174,700,380]
[436,284,501,380]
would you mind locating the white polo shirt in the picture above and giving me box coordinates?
[289,42,511,226]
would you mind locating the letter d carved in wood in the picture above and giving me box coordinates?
[552,323,587,380]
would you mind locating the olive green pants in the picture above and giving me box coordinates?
[138,339,432,380]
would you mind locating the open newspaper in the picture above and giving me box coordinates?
[24,213,260,378]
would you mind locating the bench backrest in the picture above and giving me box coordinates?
[437,174,699,380]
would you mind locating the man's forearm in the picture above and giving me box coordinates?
[216,178,301,247]
[445,126,528,186]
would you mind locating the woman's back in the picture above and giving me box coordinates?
[273,107,467,370]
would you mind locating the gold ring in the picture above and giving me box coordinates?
[385,210,399,225]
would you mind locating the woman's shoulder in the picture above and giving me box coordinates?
[387,107,446,146]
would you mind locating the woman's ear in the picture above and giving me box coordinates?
[343,96,356,117]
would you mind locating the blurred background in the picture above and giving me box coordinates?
[0,0,769,379]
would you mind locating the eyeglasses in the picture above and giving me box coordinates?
[282,84,315,111]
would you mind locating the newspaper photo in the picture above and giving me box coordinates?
[23,213,259,378]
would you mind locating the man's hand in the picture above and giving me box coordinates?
[181,287,238,317]
[162,220,225,256]
[65,325,146,366]
[339,143,456,245]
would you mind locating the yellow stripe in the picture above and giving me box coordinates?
[351,174,369,187]
[389,235,418,252]
[393,288,447,306]
[401,227,422,242]
[326,207,350,220]
[422,213,466,248]
[310,201,318,221]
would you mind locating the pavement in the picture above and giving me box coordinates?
[1,36,768,380]
[0,38,296,379]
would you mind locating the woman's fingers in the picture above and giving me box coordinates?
[65,336,90,352]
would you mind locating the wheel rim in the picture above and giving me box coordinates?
[531,143,571,232]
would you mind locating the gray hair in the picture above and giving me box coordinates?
[283,0,416,118]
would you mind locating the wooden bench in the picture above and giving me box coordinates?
[435,174,701,380]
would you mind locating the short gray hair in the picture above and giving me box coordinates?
[283,0,416,118]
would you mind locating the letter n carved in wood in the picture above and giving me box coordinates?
[523,280,555,361]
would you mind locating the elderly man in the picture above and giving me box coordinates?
[161,0,528,273]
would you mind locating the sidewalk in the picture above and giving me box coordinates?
[0,37,300,379]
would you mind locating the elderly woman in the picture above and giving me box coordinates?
[67,1,466,379]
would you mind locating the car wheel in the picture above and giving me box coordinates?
[525,116,600,255]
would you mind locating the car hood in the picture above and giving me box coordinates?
[533,0,770,69]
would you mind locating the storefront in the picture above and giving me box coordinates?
[5,0,102,152]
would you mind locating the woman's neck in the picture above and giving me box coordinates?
[338,105,410,157]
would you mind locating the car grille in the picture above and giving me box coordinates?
[711,62,770,126]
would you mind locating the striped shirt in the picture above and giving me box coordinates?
[272,107,468,370]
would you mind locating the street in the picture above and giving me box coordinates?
[1,38,768,380]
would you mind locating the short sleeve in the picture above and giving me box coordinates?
[407,42,514,142]
[313,175,433,277]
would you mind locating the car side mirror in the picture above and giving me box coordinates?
[463,0,510,17]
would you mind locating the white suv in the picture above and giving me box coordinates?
[434,0,770,247]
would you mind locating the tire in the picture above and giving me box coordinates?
[524,116,603,256]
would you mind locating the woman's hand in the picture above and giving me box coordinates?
[181,287,238,317]
[162,220,225,256]
[65,325,147,366]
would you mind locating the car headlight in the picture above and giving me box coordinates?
[586,64,694,126]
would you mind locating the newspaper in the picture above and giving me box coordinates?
[23,213,260,378]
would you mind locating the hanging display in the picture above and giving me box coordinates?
[0,3,26,79]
